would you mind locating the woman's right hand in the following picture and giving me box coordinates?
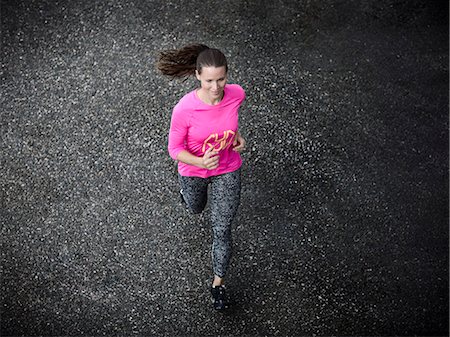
[201,146,219,170]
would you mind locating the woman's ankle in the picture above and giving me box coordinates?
[212,276,224,287]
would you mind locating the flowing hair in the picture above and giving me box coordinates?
[157,43,228,79]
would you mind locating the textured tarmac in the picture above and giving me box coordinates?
[1,0,449,336]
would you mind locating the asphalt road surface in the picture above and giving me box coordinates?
[1,0,448,336]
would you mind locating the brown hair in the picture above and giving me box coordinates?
[157,44,228,79]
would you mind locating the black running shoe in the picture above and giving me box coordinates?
[211,285,230,311]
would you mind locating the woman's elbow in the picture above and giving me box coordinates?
[168,147,181,161]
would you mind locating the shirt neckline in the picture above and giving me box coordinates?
[194,86,227,107]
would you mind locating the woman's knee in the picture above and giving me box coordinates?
[189,205,205,214]
[184,197,207,214]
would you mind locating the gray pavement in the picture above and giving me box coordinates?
[1,0,448,336]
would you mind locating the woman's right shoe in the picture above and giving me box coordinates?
[180,189,186,205]
[211,285,230,311]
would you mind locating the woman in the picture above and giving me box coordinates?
[157,44,246,310]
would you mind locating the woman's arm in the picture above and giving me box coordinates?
[232,131,246,152]
[177,147,220,170]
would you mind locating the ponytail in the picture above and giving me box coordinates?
[157,43,228,79]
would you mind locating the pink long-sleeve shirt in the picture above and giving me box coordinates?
[168,84,245,178]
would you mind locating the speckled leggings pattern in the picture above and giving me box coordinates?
[178,168,241,278]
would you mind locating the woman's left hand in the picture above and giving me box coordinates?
[233,132,246,153]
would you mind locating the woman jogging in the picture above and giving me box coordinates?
[157,44,246,310]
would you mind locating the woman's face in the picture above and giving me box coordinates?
[195,66,227,102]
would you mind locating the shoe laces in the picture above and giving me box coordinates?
[213,285,226,300]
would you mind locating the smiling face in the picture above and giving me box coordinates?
[195,66,227,105]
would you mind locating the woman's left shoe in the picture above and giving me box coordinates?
[211,285,230,311]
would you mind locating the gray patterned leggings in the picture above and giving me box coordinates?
[178,168,241,278]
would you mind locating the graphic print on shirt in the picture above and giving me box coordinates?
[202,130,235,153]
